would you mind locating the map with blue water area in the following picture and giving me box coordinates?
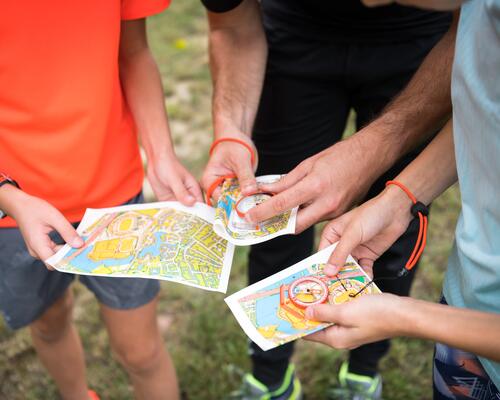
[49,204,234,292]
[228,259,380,350]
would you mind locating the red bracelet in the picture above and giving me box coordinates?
[385,180,429,275]
[205,138,257,206]
[205,174,235,206]
[209,138,256,167]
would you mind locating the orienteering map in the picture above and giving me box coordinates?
[213,175,298,245]
[225,244,380,350]
[46,202,234,292]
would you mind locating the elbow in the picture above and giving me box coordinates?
[119,46,151,71]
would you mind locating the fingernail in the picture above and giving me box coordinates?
[186,195,195,202]
[243,185,257,194]
[305,307,314,319]
[71,237,84,248]
[324,264,338,275]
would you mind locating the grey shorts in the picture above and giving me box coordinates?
[0,192,160,330]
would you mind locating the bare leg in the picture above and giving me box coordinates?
[30,289,89,400]
[100,296,179,400]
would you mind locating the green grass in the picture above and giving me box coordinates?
[0,2,461,399]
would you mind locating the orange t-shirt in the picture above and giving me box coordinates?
[0,0,170,228]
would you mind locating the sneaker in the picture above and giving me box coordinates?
[327,361,382,400]
[227,364,303,400]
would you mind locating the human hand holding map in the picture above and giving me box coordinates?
[46,202,235,292]
[224,244,380,350]
[213,175,298,245]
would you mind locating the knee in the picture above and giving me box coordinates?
[113,339,165,376]
[30,291,74,343]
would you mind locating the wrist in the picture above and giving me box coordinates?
[0,184,30,220]
[213,118,252,140]
[379,185,414,225]
[352,115,408,177]
[144,145,176,167]
[390,296,419,337]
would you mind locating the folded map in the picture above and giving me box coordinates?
[46,202,235,293]
[213,175,298,245]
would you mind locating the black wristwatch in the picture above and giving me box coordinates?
[0,173,20,219]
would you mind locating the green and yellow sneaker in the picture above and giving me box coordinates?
[227,364,303,400]
[328,361,383,400]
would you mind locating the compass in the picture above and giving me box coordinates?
[235,192,274,219]
[288,276,329,308]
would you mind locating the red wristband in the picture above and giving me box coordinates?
[209,138,256,167]
[385,180,429,273]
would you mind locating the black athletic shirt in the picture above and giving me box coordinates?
[201,0,452,43]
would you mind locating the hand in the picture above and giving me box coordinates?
[201,132,258,203]
[147,157,203,206]
[1,186,84,268]
[304,293,406,349]
[319,186,413,277]
[245,137,376,233]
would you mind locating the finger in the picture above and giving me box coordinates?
[49,212,83,248]
[324,225,362,276]
[29,237,58,269]
[185,176,204,203]
[304,328,329,344]
[318,220,342,250]
[28,243,54,261]
[258,164,308,194]
[53,244,64,252]
[246,180,313,223]
[305,303,346,324]
[233,156,257,195]
[295,198,332,233]
[306,326,358,350]
[171,175,196,206]
[353,255,375,279]
[210,186,222,203]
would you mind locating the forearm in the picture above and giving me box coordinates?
[119,28,174,164]
[372,119,457,228]
[347,11,458,185]
[397,297,500,361]
[207,0,267,138]
[389,119,456,206]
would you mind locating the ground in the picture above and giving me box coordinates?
[0,2,461,399]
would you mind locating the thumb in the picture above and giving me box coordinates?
[233,156,257,195]
[324,225,361,276]
[49,212,83,248]
[305,303,344,324]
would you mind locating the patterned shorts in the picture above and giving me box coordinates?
[433,299,500,400]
